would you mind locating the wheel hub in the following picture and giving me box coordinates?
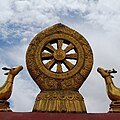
[54,49,66,61]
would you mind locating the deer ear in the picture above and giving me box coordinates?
[2,67,11,70]
[111,75,114,78]
[4,73,8,75]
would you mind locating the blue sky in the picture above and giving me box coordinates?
[0,0,120,113]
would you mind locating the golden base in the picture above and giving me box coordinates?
[0,100,12,112]
[109,101,120,113]
[33,90,87,113]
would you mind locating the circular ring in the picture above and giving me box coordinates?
[26,23,93,90]
[35,33,84,79]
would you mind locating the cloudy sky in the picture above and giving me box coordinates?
[0,0,120,113]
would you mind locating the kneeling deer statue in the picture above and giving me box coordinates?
[97,67,118,101]
[97,67,120,112]
[0,65,23,111]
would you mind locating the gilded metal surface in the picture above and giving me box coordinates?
[97,67,120,113]
[0,66,23,112]
[33,90,86,113]
[0,100,12,112]
[26,23,93,90]
[26,23,93,112]
[109,101,120,113]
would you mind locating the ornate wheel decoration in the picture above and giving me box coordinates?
[26,23,93,88]
[42,39,78,73]
[35,33,84,79]
[26,23,93,113]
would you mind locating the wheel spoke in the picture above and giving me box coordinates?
[64,59,74,70]
[57,62,62,73]
[46,43,56,52]
[45,58,55,69]
[42,52,53,59]
[64,43,74,53]
[57,40,63,49]
[66,53,78,59]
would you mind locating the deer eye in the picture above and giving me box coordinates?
[13,68,15,70]
[105,70,107,72]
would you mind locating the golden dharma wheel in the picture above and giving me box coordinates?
[26,23,93,91]
[26,23,93,112]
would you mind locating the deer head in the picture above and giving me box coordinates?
[2,66,23,76]
[97,67,117,78]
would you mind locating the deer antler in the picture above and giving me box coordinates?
[108,69,117,74]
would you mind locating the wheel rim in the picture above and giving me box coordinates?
[26,23,93,89]
[35,33,84,79]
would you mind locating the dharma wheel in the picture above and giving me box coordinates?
[26,23,93,113]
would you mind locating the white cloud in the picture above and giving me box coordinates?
[10,75,39,112]
[86,0,120,34]
[0,0,13,24]
[0,44,39,112]
[0,60,7,85]
[0,0,120,40]
[0,0,120,113]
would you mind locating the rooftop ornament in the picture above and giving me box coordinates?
[0,66,23,112]
[97,67,120,113]
[26,23,93,113]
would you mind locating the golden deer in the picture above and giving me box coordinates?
[0,66,23,100]
[97,67,119,101]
